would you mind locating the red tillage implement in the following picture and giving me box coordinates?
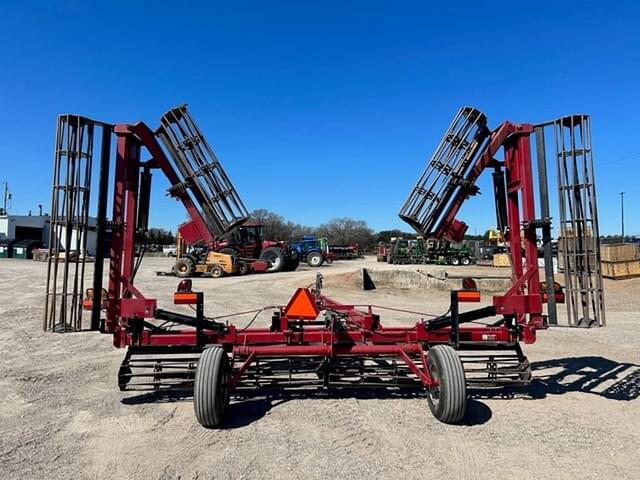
[45,106,565,426]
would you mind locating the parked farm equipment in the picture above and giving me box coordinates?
[215,223,299,273]
[172,222,298,278]
[328,244,361,260]
[158,106,297,277]
[289,235,336,267]
[378,238,476,265]
[45,105,570,427]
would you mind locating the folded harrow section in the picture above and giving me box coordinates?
[156,105,249,238]
[553,115,605,327]
[44,115,112,332]
[399,107,490,238]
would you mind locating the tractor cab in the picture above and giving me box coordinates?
[223,223,264,258]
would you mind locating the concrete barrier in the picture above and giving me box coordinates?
[328,268,512,293]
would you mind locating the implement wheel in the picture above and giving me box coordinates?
[194,346,230,428]
[426,345,466,423]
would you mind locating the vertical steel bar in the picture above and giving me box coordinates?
[91,125,112,331]
[534,126,557,326]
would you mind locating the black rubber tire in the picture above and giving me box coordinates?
[460,256,471,266]
[238,262,250,275]
[210,265,224,278]
[450,257,460,266]
[426,345,467,423]
[283,253,300,272]
[307,251,323,267]
[173,257,195,278]
[193,346,230,428]
[260,246,285,273]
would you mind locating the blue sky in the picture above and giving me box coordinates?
[1,1,638,235]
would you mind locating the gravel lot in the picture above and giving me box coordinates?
[1,256,638,479]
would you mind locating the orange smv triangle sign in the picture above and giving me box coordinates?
[283,288,319,320]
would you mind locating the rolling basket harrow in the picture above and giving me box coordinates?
[45,105,572,426]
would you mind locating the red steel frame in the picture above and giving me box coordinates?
[103,119,544,391]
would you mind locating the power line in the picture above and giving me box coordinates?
[598,151,640,167]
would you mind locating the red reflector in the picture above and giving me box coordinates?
[543,293,565,304]
[177,279,192,293]
[82,299,93,311]
[174,292,199,305]
[456,290,481,302]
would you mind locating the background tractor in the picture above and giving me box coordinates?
[174,223,297,277]
[214,223,298,273]
[289,235,336,267]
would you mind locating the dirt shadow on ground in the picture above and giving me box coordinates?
[121,388,193,405]
[531,355,640,400]
[222,388,492,429]
[470,355,640,402]
[122,386,492,428]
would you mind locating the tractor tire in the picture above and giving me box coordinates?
[426,345,466,424]
[283,253,300,272]
[238,261,250,275]
[210,265,224,278]
[460,256,471,266]
[260,246,286,273]
[449,257,460,266]
[307,251,323,267]
[173,257,195,278]
[193,346,230,428]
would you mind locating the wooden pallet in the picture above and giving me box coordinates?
[601,259,640,279]
[601,243,639,262]
[492,252,511,267]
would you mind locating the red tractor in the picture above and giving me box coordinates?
[213,223,298,273]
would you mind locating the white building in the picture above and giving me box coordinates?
[0,214,50,244]
[0,214,98,255]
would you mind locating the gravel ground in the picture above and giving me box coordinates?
[0,256,638,479]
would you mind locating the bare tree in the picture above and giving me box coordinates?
[316,218,375,249]
[249,210,375,249]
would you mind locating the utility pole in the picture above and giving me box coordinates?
[619,191,625,241]
[1,182,9,216]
